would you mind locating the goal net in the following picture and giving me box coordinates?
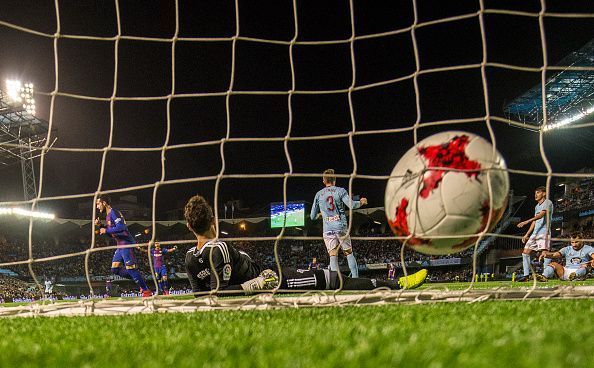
[0,0,593,317]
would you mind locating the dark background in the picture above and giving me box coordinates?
[0,0,593,219]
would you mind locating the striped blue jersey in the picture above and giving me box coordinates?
[105,209,135,245]
[310,186,361,233]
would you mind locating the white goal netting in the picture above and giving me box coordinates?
[0,0,593,317]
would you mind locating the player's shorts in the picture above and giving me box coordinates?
[323,231,352,252]
[154,265,168,279]
[280,268,330,290]
[561,267,583,280]
[112,247,137,269]
[524,234,550,252]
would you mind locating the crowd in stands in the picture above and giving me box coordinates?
[0,232,479,287]
[0,274,41,302]
[556,179,594,213]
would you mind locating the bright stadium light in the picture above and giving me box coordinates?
[0,207,55,220]
[543,105,594,131]
[5,79,36,115]
[5,79,22,102]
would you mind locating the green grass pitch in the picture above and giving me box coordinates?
[270,209,304,228]
[0,282,592,367]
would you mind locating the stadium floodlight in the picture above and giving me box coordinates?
[5,79,22,103]
[0,207,55,220]
[543,105,594,131]
[5,79,36,115]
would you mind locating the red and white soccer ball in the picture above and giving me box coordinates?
[384,131,509,255]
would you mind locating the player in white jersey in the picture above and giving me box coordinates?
[537,232,594,281]
[310,169,367,277]
[516,186,554,281]
[44,279,53,296]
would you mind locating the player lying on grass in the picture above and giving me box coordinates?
[183,194,427,294]
[535,231,594,282]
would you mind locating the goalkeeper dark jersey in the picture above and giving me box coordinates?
[185,241,263,292]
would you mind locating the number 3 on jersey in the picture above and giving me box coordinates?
[326,195,335,212]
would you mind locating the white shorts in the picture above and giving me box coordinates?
[323,231,352,252]
[524,234,550,252]
[561,267,580,281]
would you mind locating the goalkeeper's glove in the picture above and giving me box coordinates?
[240,269,278,293]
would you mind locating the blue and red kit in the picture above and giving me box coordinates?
[102,209,149,291]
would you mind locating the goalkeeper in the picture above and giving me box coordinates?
[184,194,427,294]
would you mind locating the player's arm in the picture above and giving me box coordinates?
[104,212,127,234]
[310,193,320,220]
[539,250,561,261]
[521,221,536,243]
[340,189,367,209]
[206,245,243,291]
[517,209,547,228]
[185,252,207,294]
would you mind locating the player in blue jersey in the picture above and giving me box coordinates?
[307,257,320,271]
[152,242,178,295]
[516,186,554,281]
[537,232,594,281]
[310,169,367,278]
[96,194,152,297]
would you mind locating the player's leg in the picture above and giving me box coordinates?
[339,233,358,278]
[111,249,132,279]
[537,235,552,271]
[541,260,559,280]
[565,267,586,281]
[328,269,427,290]
[324,232,340,272]
[154,271,163,293]
[161,266,170,294]
[120,247,150,294]
[521,238,537,279]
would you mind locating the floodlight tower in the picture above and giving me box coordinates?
[1,79,48,201]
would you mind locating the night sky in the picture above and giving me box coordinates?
[0,0,593,220]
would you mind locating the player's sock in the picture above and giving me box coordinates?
[346,253,358,278]
[542,265,555,278]
[111,267,132,280]
[522,254,531,276]
[127,268,149,291]
[162,279,169,290]
[157,281,163,292]
[329,256,339,272]
[542,257,551,270]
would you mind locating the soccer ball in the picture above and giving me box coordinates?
[384,131,509,255]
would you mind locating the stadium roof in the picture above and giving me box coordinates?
[504,38,594,130]
[0,90,50,168]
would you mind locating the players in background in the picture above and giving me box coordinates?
[44,278,53,297]
[96,194,152,297]
[184,194,427,294]
[152,241,178,295]
[387,263,396,280]
[537,231,594,281]
[310,169,367,278]
[516,186,554,281]
[308,257,320,271]
[105,279,112,296]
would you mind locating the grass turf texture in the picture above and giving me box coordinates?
[0,299,592,367]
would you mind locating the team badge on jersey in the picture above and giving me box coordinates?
[223,264,232,280]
